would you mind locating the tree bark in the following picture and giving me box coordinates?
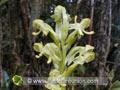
[27,0,42,77]
[8,0,25,89]
[88,0,94,45]
[92,0,112,89]
[0,6,3,87]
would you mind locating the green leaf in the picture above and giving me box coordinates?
[0,0,8,6]
[76,65,86,74]
[110,81,120,90]
[111,88,120,90]
[109,69,114,81]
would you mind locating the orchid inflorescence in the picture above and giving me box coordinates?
[33,5,95,90]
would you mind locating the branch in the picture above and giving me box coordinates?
[20,0,29,32]
[88,0,95,45]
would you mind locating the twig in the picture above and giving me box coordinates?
[88,0,95,45]
[76,0,82,13]
[20,0,29,32]
[106,61,120,66]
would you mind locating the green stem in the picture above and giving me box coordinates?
[59,41,66,73]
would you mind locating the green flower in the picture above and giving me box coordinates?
[32,5,95,90]
[74,45,95,65]
[69,16,94,36]
[32,19,59,44]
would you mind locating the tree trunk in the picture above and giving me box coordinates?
[92,0,112,89]
[8,0,25,89]
[0,5,3,87]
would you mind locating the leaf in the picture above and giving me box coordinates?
[111,88,120,90]
[109,69,114,81]
[112,24,120,30]
[0,0,8,6]
[76,65,86,74]
[110,80,120,90]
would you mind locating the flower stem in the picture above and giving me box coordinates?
[59,41,66,73]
